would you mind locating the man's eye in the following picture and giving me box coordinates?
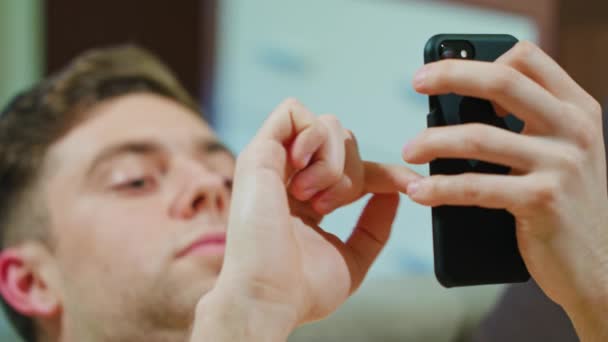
[128,179,148,188]
[114,177,157,194]
[224,178,233,190]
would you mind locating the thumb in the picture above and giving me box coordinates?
[226,98,318,250]
[344,193,400,293]
[222,99,319,272]
[222,142,296,285]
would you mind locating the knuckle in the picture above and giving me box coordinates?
[435,60,456,87]
[589,98,603,119]
[319,114,343,129]
[415,129,439,156]
[554,147,583,174]
[422,178,438,204]
[511,41,539,61]
[429,175,448,195]
[528,176,560,209]
[336,176,354,193]
[487,67,519,95]
[319,113,340,123]
[237,140,285,171]
[460,174,481,202]
[324,160,343,182]
[562,103,595,149]
[462,124,488,155]
[314,118,330,137]
[282,97,301,108]
[419,128,439,146]
[572,120,595,150]
[275,97,306,119]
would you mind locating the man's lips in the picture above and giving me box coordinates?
[177,232,226,258]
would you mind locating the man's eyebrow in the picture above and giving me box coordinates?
[86,141,164,177]
[85,138,234,177]
[198,139,235,159]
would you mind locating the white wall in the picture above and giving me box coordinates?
[213,0,537,277]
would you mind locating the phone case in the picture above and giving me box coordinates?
[425,34,530,287]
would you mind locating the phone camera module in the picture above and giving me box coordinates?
[440,41,475,60]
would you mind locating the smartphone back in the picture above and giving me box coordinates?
[425,34,530,287]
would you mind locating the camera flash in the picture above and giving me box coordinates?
[460,50,468,58]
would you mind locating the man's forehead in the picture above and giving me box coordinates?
[46,93,222,172]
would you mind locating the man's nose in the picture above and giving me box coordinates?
[169,163,231,220]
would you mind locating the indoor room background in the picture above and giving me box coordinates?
[0,0,606,341]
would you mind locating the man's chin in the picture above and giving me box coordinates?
[167,249,224,307]
[158,273,220,326]
[175,243,224,268]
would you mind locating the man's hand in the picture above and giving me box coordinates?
[403,41,608,340]
[191,98,417,341]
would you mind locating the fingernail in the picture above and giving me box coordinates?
[402,141,413,159]
[413,66,429,88]
[302,153,313,166]
[407,180,422,196]
[301,187,317,200]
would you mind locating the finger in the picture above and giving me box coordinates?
[313,161,422,215]
[289,115,346,201]
[257,98,318,143]
[241,98,320,183]
[288,118,327,170]
[402,123,552,172]
[344,193,400,293]
[406,173,527,211]
[225,98,320,266]
[311,176,354,215]
[363,161,421,194]
[413,59,565,135]
[496,41,596,109]
[310,131,363,214]
[225,139,296,271]
[493,103,510,117]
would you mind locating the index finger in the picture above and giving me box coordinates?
[413,59,566,135]
[344,193,400,294]
[496,41,596,109]
[238,98,322,182]
[363,161,421,194]
[257,98,318,142]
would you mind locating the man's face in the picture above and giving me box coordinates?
[43,93,234,337]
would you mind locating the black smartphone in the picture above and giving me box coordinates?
[424,34,530,287]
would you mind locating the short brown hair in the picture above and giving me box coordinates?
[0,45,201,342]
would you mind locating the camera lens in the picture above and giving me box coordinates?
[440,41,475,60]
[441,48,456,59]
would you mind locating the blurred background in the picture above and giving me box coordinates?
[0,0,606,341]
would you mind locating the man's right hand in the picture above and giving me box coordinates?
[190,98,417,341]
[403,42,608,341]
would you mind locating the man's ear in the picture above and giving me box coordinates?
[0,243,61,318]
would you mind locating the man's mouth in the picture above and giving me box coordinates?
[177,232,226,258]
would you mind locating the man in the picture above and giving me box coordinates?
[0,46,416,341]
[0,42,605,342]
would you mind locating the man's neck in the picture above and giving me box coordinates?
[58,317,191,342]
[57,330,191,342]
